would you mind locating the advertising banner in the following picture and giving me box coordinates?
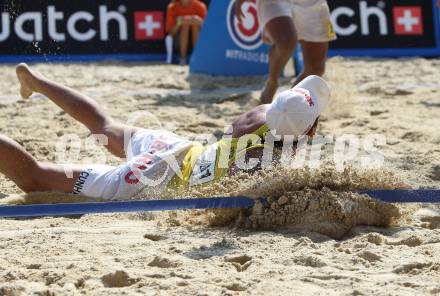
[190,0,440,75]
[0,0,439,66]
[328,0,440,56]
[0,0,170,62]
[190,0,270,75]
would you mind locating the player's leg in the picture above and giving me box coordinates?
[16,63,140,158]
[191,22,200,48]
[0,134,81,193]
[260,17,297,104]
[179,22,191,64]
[291,41,328,86]
[290,0,334,86]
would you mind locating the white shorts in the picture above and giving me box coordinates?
[257,0,336,43]
[72,129,192,200]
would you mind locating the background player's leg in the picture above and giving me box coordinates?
[291,41,328,86]
[0,134,81,193]
[179,23,190,64]
[260,17,297,104]
[16,64,140,158]
[191,23,200,48]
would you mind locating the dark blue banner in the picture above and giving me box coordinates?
[0,0,209,63]
[328,0,440,57]
[0,0,439,65]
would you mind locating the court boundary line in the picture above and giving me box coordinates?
[0,190,439,218]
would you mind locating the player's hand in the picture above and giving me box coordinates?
[192,15,204,26]
[176,16,183,27]
[181,15,192,25]
[235,0,249,23]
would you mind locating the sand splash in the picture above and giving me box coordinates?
[159,164,402,239]
[2,164,403,239]
[244,188,398,239]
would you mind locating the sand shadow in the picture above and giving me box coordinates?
[344,224,420,241]
[146,86,260,116]
[142,72,266,118]
[183,237,238,260]
[185,226,335,244]
[421,101,440,108]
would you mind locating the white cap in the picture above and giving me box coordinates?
[266,75,330,136]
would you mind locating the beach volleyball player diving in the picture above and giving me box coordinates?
[0,64,330,201]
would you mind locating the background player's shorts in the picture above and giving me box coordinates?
[72,129,191,200]
[257,0,336,43]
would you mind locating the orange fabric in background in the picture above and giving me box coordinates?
[166,0,207,33]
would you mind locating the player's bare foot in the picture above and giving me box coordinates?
[16,63,40,99]
[259,78,279,104]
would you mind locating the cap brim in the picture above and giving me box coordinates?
[294,75,330,114]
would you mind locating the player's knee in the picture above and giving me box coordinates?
[181,22,191,31]
[20,164,48,192]
[276,38,296,58]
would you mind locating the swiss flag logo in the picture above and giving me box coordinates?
[393,7,423,35]
[134,11,164,40]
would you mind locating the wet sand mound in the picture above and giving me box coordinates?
[244,188,399,239]
[161,166,402,239]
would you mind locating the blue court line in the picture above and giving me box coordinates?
[0,190,439,218]
[360,190,440,203]
[0,54,166,64]
[0,196,255,218]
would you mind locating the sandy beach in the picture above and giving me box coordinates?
[0,58,439,295]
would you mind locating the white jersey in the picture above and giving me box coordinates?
[72,129,193,200]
